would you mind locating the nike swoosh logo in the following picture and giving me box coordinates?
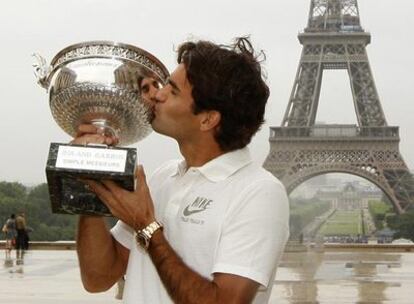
[183,206,206,216]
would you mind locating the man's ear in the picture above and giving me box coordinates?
[200,110,221,131]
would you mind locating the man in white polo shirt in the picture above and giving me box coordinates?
[75,37,289,303]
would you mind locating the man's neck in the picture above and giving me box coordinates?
[178,140,225,169]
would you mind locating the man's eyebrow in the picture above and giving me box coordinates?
[167,78,181,92]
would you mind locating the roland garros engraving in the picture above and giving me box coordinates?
[56,145,127,173]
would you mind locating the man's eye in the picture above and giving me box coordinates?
[141,85,149,93]
[152,81,161,89]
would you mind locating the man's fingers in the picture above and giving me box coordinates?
[73,124,118,146]
[71,123,120,148]
[85,179,130,219]
[71,134,109,145]
[76,124,99,137]
[135,165,147,185]
[105,136,118,146]
[101,180,128,201]
[85,180,109,197]
[100,180,135,217]
[85,180,118,212]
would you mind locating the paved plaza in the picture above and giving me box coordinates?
[270,248,414,303]
[1,248,414,303]
[0,250,118,304]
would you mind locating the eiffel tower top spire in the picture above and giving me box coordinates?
[306,0,362,33]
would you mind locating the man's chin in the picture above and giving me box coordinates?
[150,121,162,134]
[151,125,172,139]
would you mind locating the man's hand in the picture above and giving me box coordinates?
[85,165,156,230]
[71,124,118,146]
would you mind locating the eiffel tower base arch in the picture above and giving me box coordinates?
[263,127,414,214]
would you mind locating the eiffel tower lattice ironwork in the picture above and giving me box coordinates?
[264,0,414,213]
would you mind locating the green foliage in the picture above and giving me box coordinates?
[289,198,331,237]
[386,210,414,241]
[369,200,391,215]
[368,200,394,230]
[0,182,26,200]
[0,183,78,241]
[0,182,119,241]
[0,182,27,217]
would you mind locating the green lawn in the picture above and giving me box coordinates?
[318,210,362,236]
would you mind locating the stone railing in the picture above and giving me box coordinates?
[270,125,399,141]
[0,240,76,250]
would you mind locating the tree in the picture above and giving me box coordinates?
[386,210,414,241]
[0,182,77,241]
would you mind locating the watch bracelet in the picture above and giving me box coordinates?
[136,220,163,249]
[143,221,163,237]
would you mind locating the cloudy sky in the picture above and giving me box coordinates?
[0,0,412,185]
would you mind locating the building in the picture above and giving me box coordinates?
[314,181,382,210]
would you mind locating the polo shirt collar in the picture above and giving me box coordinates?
[172,147,252,182]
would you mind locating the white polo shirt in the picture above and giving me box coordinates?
[111,147,289,304]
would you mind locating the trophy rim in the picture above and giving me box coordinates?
[49,40,169,82]
[45,40,169,146]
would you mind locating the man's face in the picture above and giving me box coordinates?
[140,77,160,104]
[139,77,161,122]
[150,64,201,141]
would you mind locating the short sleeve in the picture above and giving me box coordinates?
[212,179,289,287]
[110,161,180,250]
[111,220,134,250]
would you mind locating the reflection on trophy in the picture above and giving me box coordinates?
[33,41,169,216]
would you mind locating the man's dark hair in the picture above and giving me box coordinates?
[177,37,270,152]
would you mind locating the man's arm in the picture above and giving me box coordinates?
[72,124,127,292]
[86,166,261,303]
[149,231,259,304]
[77,216,129,292]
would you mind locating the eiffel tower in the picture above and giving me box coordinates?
[264,0,414,213]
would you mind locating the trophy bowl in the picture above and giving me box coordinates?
[34,41,169,145]
[33,41,169,216]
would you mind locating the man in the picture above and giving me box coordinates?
[15,212,27,263]
[75,37,289,303]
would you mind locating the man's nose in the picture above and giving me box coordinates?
[154,87,167,103]
[147,84,159,100]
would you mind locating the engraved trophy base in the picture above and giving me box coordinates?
[46,143,137,216]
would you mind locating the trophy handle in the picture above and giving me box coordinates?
[32,53,51,90]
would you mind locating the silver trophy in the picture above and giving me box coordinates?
[33,41,169,216]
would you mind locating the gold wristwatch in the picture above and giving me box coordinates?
[135,221,163,250]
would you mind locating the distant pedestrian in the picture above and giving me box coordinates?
[2,214,17,260]
[15,212,28,264]
[24,226,33,250]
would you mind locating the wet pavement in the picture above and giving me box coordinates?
[270,250,414,303]
[0,250,118,303]
[1,249,414,303]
